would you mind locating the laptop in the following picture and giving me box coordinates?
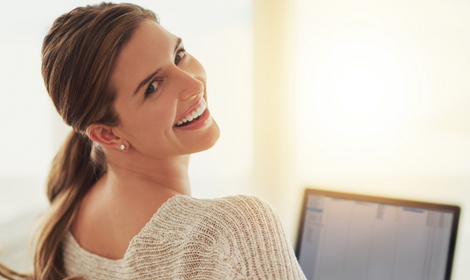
[295,188,460,280]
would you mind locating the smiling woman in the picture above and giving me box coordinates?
[105,20,219,159]
[0,2,305,280]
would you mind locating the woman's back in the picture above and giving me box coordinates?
[64,195,306,279]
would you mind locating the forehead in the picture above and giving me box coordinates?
[111,20,177,91]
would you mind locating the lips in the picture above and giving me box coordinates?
[175,97,207,127]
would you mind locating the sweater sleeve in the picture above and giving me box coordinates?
[215,195,307,280]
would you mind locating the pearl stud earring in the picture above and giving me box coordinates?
[120,144,126,150]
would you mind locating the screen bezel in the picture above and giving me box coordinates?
[295,188,461,280]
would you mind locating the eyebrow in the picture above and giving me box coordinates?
[174,37,183,54]
[133,38,183,96]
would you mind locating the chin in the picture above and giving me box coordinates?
[198,117,220,152]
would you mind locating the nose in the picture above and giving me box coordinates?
[174,60,206,101]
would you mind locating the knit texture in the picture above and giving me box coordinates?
[63,195,307,279]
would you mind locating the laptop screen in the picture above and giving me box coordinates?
[296,189,460,280]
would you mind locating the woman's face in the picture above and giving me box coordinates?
[110,20,220,158]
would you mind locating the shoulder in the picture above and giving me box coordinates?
[212,195,282,225]
[132,195,282,266]
[140,194,283,241]
[164,195,288,251]
[171,195,306,279]
[165,194,281,227]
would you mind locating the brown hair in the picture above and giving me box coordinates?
[0,3,157,279]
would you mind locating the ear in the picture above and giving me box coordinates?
[86,124,126,151]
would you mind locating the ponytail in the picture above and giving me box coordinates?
[46,131,96,204]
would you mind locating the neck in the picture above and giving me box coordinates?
[103,150,191,198]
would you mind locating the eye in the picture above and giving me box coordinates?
[175,49,186,65]
[145,80,159,97]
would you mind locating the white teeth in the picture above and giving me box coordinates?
[176,97,208,126]
[201,97,207,108]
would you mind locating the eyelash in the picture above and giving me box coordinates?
[175,48,186,65]
[145,79,159,98]
[144,48,186,98]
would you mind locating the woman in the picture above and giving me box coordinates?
[0,3,306,279]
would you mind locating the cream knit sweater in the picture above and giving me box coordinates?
[63,195,307,279]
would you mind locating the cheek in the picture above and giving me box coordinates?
[139,106,174,130]
[122,103,176,139]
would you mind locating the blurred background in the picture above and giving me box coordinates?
[0,0,469,278]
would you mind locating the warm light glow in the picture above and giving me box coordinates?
[295,0,470,179]
[336,66,385,116]
[299,23,424,154]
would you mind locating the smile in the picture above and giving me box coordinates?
[175,97,207,127]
